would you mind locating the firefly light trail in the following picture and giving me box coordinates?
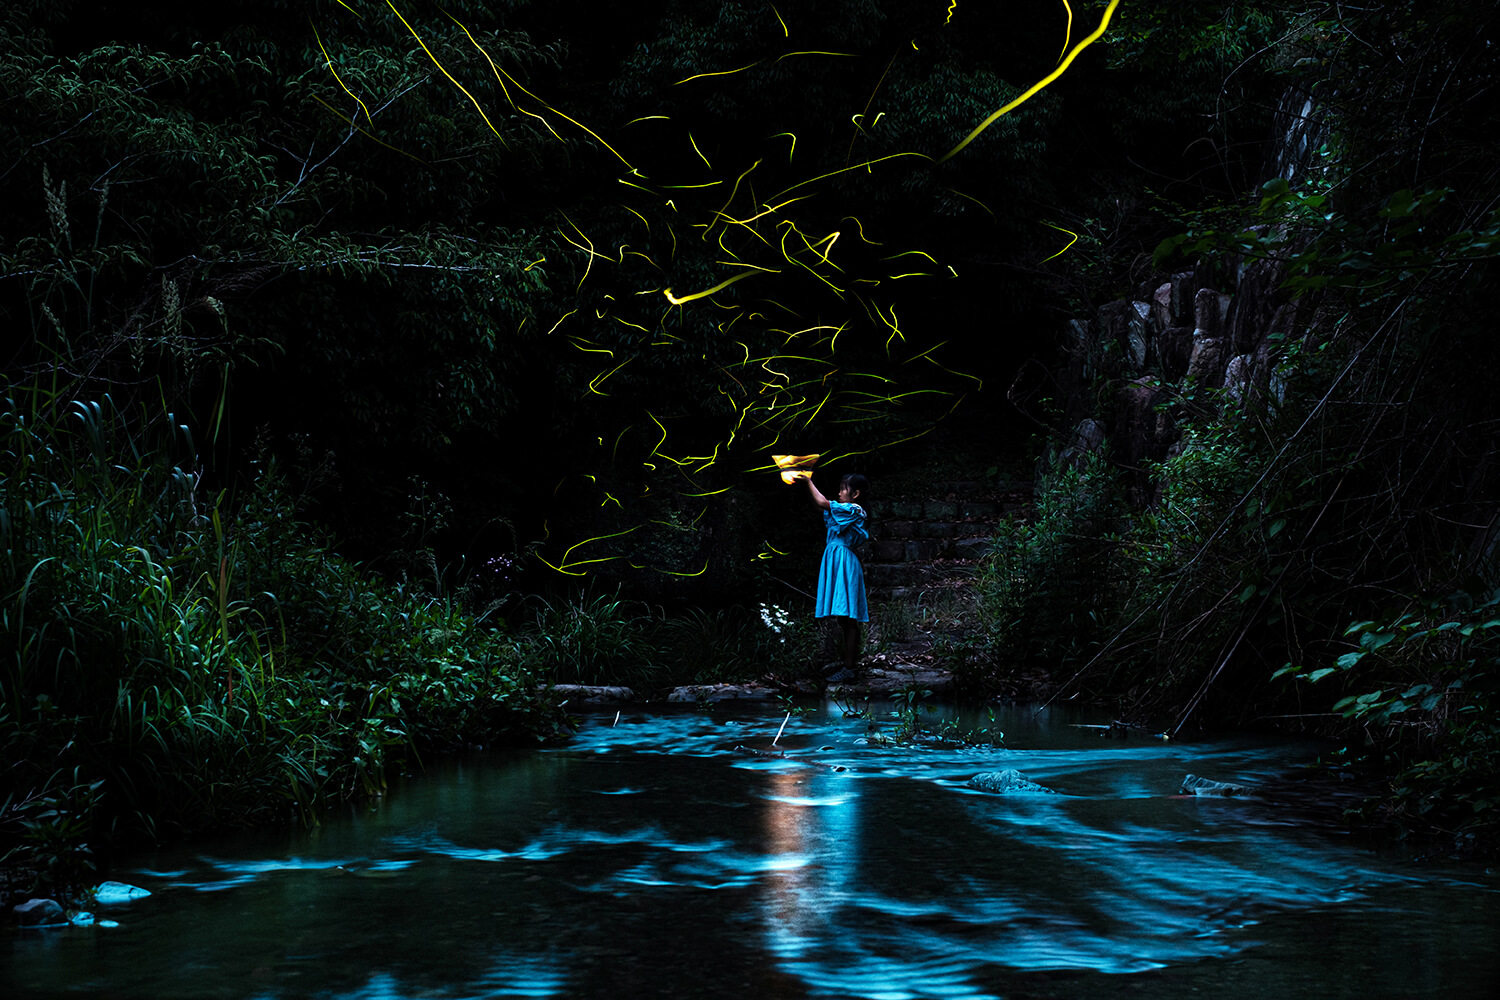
[322,0,1117,576]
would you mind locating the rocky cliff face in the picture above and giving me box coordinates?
[1053,255,1301,484]
[1050,87,1328,491]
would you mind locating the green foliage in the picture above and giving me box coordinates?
[0,383,571,880]
[976,453,1127,665]
[1279,592,1500,833]
[516,595,819,692]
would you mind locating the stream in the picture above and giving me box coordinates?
[6,700,1499,999]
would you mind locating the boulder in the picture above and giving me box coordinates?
[1193,289,1231,334]
[551,685,636,704]
[1152,281,1174,331]
[831,665,954,696]
[91,881,152,905]
[1127,301,1151,368]
[968,769,1058,795]
[13,898,66,926]
[1225,258,1281,353]
[1065,417,1106,460]
[1158,325,1195,379]
[1113,380,1170,466]
[1186,333,1227,386]
[667,683,777,703]
[1223,353,1255,402]
[1180,773,1255,797]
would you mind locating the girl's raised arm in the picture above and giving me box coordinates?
[802,473,831,510]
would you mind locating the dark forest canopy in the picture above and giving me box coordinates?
[1,0,1291,593]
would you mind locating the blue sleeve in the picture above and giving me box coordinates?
[827,502,869,542]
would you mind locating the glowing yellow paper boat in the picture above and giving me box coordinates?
[773,453,819,484]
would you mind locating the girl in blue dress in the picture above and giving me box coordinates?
[800,471,869,680]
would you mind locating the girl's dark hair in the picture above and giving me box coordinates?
[841,473,868,496]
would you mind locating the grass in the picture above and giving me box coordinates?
[0,384,571,900]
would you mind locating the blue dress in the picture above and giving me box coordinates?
[816,501,869,622]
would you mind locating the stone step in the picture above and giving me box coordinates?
[867,537,994,562]
[868,500,1010,521]
[877,519,1007,540]
[864,561,982,588]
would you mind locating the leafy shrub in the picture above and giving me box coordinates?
[0,386,571,888]
[976,453,1127,665]
[1279,590,1500,833]
[517,591,660,689]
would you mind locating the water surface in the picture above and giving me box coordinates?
[7,701,1499,999]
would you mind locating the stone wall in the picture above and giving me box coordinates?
[1053,250,1300,479]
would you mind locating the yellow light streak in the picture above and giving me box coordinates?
[1038,220,1080,262]
[675,62,761,85]
[569,337,613,356]
[689,132,713,171]
[947,1,958,24]
[587,358,633,395]
[946,186,995,215]
[771,132,797,162]
[936,0,1120,163]
[774,51,858,62]
[883,249,939,262]
[767,152,931,204]
[655,558,710,578]
[846,53,897,167]
[385,1,504,141]
[442,5,634,167]
[544,309,577,336]
[709,158,762,236]
[537,526,639,576]
[1058,0,1074,65]
[311,21,374,124]
[334,0,362,16]
[770,4,789,36]
[620,205,652,233]
[310,95,429,164]
[558,214,603,291]
[663,270,759,305]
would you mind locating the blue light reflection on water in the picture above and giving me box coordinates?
[5,701,1499,1000]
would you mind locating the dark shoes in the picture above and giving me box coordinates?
[826,667,861,684]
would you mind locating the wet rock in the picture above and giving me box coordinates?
[1152,281,1175,331]
[1194,289,1231,334]
[1113,379,1171,466]
[1224,353,1255,402]
[13,898,66,926]
[1053,417,1106,471]
[92,881,152,905]
[1159,325,1196,379]
[1127,301,1151,369]
[1226,258,1281,353]
[1180,773,1255,797]
[968,769,1058,795]
[551,684,635,704]
[1186,333,1227,386]
[667,683,778,703]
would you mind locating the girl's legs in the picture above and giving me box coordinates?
[840,616,861,672]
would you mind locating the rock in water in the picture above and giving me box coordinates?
[967,769,1057,795]
[13,898,66,926]
[92,882,152,904]
[1180,773,1254,797]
